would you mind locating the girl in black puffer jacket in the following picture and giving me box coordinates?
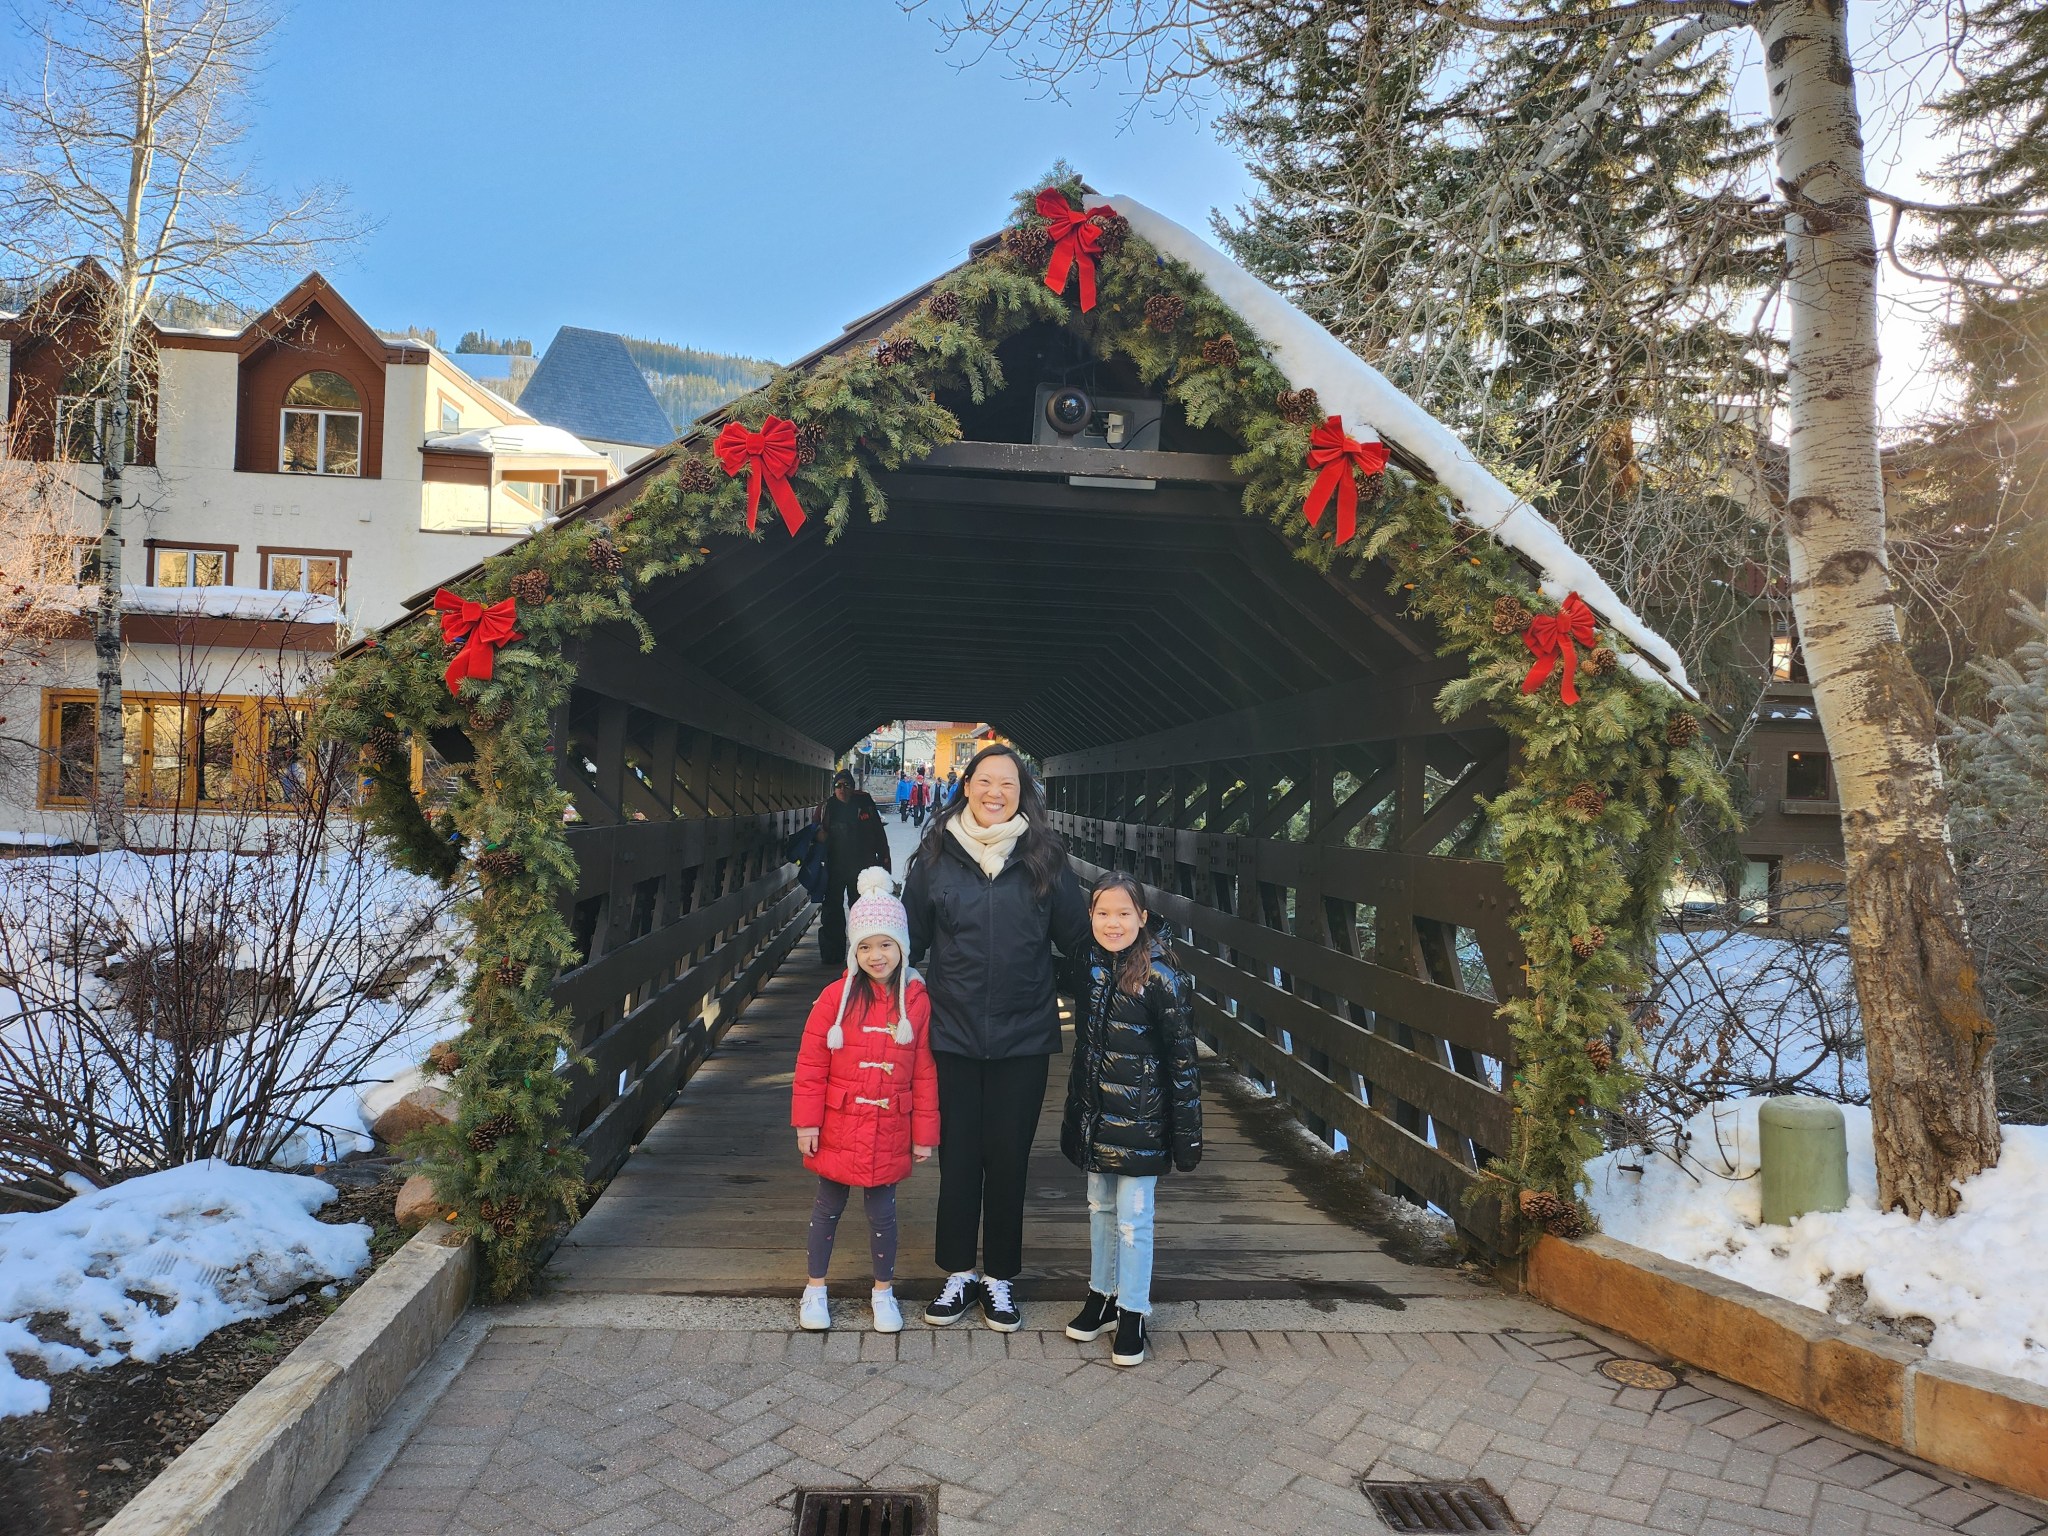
[1060,872,1202,1366]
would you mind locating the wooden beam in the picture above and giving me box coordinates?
[913,440,1244,484]
[1040,664,1476,776]
[570,627,833,769]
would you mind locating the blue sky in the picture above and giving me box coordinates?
[247,0,1251,362]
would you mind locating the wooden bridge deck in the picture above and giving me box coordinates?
[549,923,1484,1306]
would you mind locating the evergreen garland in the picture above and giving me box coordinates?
[321,172,1726,1291]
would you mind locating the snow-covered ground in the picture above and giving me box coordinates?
[1585,1100,2048,1388]
[0,1163,369,1417]
[0,846,466,1166]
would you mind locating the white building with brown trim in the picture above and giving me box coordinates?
[0,265,618,841]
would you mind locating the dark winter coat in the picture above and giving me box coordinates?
[1060,939,1203,1177]
[817,790,890,875]
[902,827,1089,1059]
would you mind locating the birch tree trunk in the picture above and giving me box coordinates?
[93,339,130,851]
[1760,0,1999,1214]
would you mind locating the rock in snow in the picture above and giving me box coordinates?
[0,1162,368,1418]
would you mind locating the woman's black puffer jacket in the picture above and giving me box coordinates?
[902,831,1089,1059]
[1060,939,1203,1176]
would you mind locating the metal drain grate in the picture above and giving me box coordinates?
[791,1487,932,1535]
[1361,1479,1519,1532]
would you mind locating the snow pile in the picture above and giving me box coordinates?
[1095,194,1693,698]
[78,584,342,625]
[0,1162,368,1418]
[1584,1100,2048,1387]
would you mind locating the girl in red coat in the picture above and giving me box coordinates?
[792,867,939,1333]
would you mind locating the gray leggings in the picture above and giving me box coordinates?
[806,1178,898,1281]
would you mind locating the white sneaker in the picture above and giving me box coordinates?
[871,1288,903,1333]
[799,1285,830,1331]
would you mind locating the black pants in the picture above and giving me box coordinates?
[817,868,859,962]
[933,1051,1050,1281]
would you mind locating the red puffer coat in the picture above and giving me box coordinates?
[791,975,939,1187]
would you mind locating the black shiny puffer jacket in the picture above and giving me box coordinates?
[1059,939,1202,1176]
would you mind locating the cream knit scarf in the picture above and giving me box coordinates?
[948,809,1028,879]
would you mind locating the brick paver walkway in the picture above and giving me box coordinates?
[330,1318,2045,1536]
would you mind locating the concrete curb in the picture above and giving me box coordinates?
[1526,1233,2048,1502]
[101,1225,476,1536]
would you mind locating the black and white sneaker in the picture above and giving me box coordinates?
[1111,1309,1147,1366]
[981,1276,1022,1333]
[923,1272,978,1326]
[1065,1290,1118,1342]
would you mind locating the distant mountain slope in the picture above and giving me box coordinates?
[622,337,777,431]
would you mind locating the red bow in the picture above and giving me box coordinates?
[434,590,522,696]
[1303,416,1390,545]
[1521,593,1599,706]
[714,415,806,536]
[1038,188,1109,312]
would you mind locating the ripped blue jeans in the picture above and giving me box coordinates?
[1086,1172,1158,1316]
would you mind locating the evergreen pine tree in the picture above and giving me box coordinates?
[1216,9,1780,697]
[1946,597,2048,1121]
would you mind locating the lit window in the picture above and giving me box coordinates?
[1785,751,1832,801]
[440,400,461,432]
[1771,616,1807,682]
[42,690,312,810]
[154,546,228,587]
[280,371,362,476]
[264,551,342,597]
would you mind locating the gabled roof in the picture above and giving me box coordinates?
[236,272,425,366]
[518,327,675,449]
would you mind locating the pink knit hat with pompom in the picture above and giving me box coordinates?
[827,867,912,1049]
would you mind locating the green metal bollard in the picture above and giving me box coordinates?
[1758,1096,1849,1225]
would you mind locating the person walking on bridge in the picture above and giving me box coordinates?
[903,744,1087,1331]
[815,769,890,964]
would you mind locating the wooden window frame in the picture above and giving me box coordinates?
[39,687,314,812]
[1783,749,1833,802]
[436,391,463,433]
[278,378,364,477]
[144,538,238,587]
[257,545,351,597]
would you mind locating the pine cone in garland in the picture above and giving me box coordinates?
[1002,221,1052,267]
[493,956,526,988]
[475,847,523,879]
[1094,208,1130,256]
[874,335,917,368]
[1202,335,1241,369]
[1547,1204,1590,1239]
[362,726,401,763]
[1571,926,1608,960]
[1491,595,1535,635]
[1586,645,1620,676]
[1565,782,1607,818]
[676,457,717,495]
[469,702,511,732]
[1518,1188,1569,1224]
[1276,387,1322,425]
[795,421,826,468]
[1143,293,1186,333]
[478,1195,523,1238]
[1358,471,1386,507]
[426,1040,462,1075]
[925,290,961,323]
[1585,1037,1614,1072]
[587,537,623,577]
[508,568,551,607]
[1665,712,1701,748]
[468,1112,516,1153]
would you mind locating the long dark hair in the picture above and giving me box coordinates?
[916,743,1067,899]
[1090,871,1165,996]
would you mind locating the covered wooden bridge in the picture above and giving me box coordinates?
[355,191,1699,1295]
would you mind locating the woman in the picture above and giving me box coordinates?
[902,744,1088,1331]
